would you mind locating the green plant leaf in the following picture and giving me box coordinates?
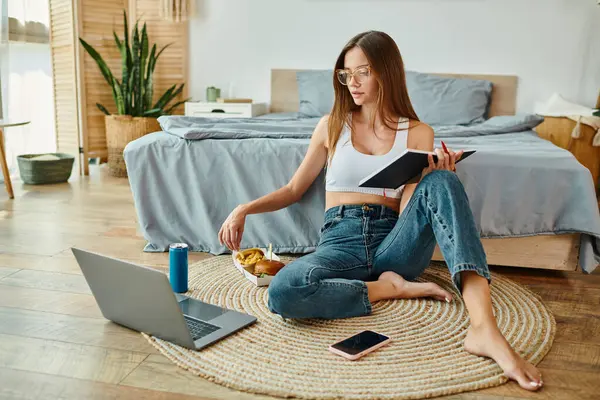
[142,107,162,117]
[127,70,136,115]
[154,42,172,64]
[131,21,141,116]
[96,103,110,115]
[114,80,125,114]
[165,83,185,106]
[82,9,187,118]
[120,11,132,114]
[79,37,122,111]
[113,32,122,51]
[79,38,114,88]
[118,40,130,114]
[139,23,149,116]
[153,84,176,110]
[122,52,130,113]
[146,44,156,79]
[122,10,129,54]
[123,12,132,75]
[144,71,154,111]
[163,98,189,115]
[594,109,600,117]
[144,44,156,110]
[128,71,136,98]
[159,83,185,109]
[114,30,130,114]
[141,23,149,66]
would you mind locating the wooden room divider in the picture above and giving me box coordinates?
[48,0,188,175]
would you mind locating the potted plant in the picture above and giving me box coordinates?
[79,11,188,177]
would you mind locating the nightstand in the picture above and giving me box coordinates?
[184,102,268,119]
[536,116,600,189]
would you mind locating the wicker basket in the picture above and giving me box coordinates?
[17,153,75,185]
[104,115,161,177]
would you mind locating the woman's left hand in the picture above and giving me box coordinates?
[422,147,464,178]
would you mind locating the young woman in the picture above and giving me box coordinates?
[219,31,543,391]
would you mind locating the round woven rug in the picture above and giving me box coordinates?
[143,255,555,400]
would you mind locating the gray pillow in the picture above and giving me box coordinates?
[405,71,493,126]
[294,69,493,125]
[296,70,335,117]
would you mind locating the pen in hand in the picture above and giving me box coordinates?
[441,140,450,155]
[440,140,457,172]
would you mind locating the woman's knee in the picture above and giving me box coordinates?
[418,170,468,207]
[267,264,311,317]
[420,169,462,191]
[267,278,288,316]
[267,270,289,314]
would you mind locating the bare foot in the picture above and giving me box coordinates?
[464,324,543,391]
[378,271,453,302]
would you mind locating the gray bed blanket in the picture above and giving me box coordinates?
[124,114,600,273]
[156,113,545,140]
[157,115,319,140]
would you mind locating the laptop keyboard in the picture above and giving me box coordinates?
[184,316,220,340]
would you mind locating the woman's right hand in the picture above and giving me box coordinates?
[216,116,329,252]
[218,205,247,251]
[422,147,464,178]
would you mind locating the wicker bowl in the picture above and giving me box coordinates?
[17,153,75,185]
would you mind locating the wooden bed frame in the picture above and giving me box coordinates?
[270,69,581,272]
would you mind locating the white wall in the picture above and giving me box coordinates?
[188,0,600,114]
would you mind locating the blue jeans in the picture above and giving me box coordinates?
[267,170,491,319]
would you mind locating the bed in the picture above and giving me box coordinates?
[124,69,600,274]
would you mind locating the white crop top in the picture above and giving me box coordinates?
[325,117,410,199]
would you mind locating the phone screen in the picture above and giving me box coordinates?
[331,330,389,355]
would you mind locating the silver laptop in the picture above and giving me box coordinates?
[71,247,257,350]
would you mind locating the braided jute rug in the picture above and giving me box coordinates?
[143,255,555,400]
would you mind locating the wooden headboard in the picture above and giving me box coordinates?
[270,69,518,117]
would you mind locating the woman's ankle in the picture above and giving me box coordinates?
[469,318,500,332]
[366,280,395,303]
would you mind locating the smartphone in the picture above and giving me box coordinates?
[328,330,391,360]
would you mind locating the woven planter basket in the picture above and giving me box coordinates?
[17,153,74,185]
[104,115,161,177]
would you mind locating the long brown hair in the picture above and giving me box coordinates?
[327,31,420,163]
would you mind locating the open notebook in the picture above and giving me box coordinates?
[358,149,476,190]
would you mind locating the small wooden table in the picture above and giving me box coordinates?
[0,120,31,199]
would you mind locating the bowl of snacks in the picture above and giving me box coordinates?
[232,245,286,287]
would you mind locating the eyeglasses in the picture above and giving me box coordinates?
[335,65,371,85]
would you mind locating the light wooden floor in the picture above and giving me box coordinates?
[0,166,599,400]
